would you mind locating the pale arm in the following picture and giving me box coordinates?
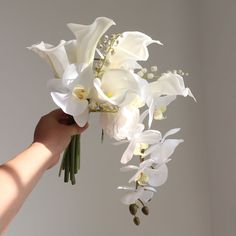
[0,109,88,235]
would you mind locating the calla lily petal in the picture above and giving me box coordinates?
[67,17,115,65]
[28,40,70,78]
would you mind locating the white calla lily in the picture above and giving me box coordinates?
[106,31,162,70]
[68,17,115,65]
[94,69,142,106]
[28,40,70,78]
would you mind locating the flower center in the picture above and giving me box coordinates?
[106,91,113,98]
[73,86,89,100]
[133,143,149,155]
[137,172,149,185]
[154,106,166,120]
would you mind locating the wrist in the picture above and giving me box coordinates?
[30,142,54,171]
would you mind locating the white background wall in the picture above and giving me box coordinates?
[0,0,235,235]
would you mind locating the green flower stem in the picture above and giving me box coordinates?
[59,150,66,177]
[58,134,81,184]
[76,134,81,171]
[70,136,76,185]
[64,148,70,183]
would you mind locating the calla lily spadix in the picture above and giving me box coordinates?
[29,17,195,225]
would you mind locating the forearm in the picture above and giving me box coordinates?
[0,142,52,234]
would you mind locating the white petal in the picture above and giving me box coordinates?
[117,186,135,191]
[120,165,139,172]
[111,31,162,63]
[94,78,117,105]
[121,191,140,205]
[138,130,162,144]
[67,17,115,64]
[47,79,69,93]
[139,188,154,203]
[73,107,89,127]
[51,92,70,113]
[120,141,137,164]
[28,40,69,78]
[148,72,196,100]
[145,164,168,187]
[148,99,155,128]
[64,40,77,64]
[162,128,181,141]
[151,139,184,163]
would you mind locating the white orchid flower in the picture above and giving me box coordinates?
[144,128,184,164]
[68,17,115,65]
[47,64,94,126]
[121,159,168,187]
[104,31,162,70]
[143,71,196,127]
[117,124,162,164]
[100,105,140,141]
[117,186,156,205]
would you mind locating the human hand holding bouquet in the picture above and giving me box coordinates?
[28,17,195,225]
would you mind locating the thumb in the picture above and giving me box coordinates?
[69,123,89,136]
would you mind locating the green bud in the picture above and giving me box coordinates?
[133,216,140,226]
[129,204,138,215]
[141,206,149,215]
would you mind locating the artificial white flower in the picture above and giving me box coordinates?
[47,64,94,126]
[118,124,162,164]
[100,105,140,141]
[105,31,162,70]
[143,71,196,127]
[144,128,184,164]
[28,40,70,79]
[68,17,115,65]
[121,159,168,187]
[118,186,156,205]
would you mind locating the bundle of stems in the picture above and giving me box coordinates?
[59,134,81,185]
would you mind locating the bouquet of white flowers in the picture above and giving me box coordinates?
[28,17,195,225]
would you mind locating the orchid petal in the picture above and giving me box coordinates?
[145,164,168,187]
[162,128,181,141]
[73,107,89,127]
[120,165,139,172]
[151,139,184,163]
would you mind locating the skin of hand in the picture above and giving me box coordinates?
[33,109,89,169]
[0,109,88,235]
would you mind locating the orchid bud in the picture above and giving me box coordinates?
[141,206,149,215]
[133,216,140,226]
[129,204,138,215]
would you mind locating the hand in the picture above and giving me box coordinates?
[33,109,88,169]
